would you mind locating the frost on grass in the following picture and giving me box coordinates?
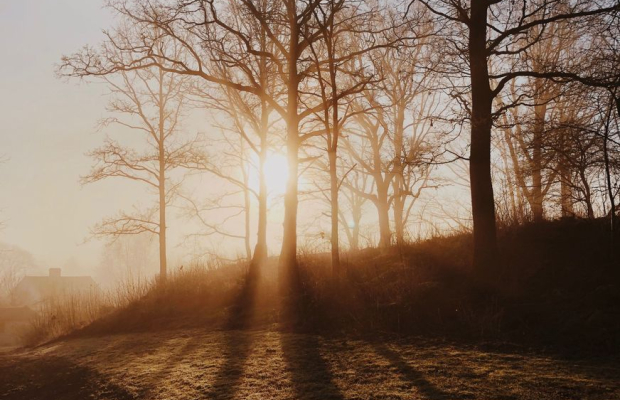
[1,329,619,400]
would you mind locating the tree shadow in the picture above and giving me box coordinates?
[371,342,460,400]
[277,259,344,399]
[280,333,344,400]
[138,335,204,398]
[202,270,258,399]
[0,356,134,400]
[202,330,254,400]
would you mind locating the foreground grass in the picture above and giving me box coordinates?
[1,328,619,400]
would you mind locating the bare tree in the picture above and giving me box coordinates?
[340,28,438,248]
[304,0,402,273]
[80,43,196,283]
[59,0,409,288]
[0,243,37,305]
[412,0,620,279]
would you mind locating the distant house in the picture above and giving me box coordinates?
[0,306,37,346]
[12,268,98,308]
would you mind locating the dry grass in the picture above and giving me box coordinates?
[4,219,620,399]
[22,218,619,355]
[18,264,244,346]
[20,289,109,346]
[2,328,619,400]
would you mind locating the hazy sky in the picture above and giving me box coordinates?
[0,1,136,271]
[0,0,465,276]
[0,0,291,274]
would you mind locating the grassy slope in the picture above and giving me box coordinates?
[2,328,620,400]
[77,218,620,354]
[3,218,620,399]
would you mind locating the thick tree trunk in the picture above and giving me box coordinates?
[327,20,341,276]
[279,4,300,290]
[329,150,341,274]
[392,104,406,246]
[393,192,405,246]
[251,25,270,274]
[250,101,269,272]
[469,2,499,278]
[376,186,391,248]
[279,130,299,291]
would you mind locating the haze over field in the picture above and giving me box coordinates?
[0,1,619,398]
[0,1,366,277]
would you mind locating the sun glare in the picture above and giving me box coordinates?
[250,153,289,197]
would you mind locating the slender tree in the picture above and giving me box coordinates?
[80,53,195,283]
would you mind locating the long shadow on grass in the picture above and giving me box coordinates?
[138,335,204,398]
[0,356,133,400]
[203,269,258,399]
[372,342,457,400]
[280,333,345,400]
[277,263,345,400]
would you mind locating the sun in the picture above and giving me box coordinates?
[249,153,289,197]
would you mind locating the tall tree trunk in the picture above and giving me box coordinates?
[279,2,300,289]
[252,134,268,268]
[158,72,167,283]
[468,2,499,278]
[376,183,391,248]
[603,97,617,238]
[241,143,253,261]
[393,192,405,246]
[250,21,270,273]
[158,165,167,283]
[329,149,341,274]
[327,18,341,276]
[392,102,406,246]
[531,91,546,222]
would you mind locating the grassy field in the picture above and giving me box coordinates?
[1,327,620,400]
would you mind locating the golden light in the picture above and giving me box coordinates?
[249,153,289,198]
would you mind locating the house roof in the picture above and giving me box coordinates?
[13,275,98,302]
[0,306,37,321]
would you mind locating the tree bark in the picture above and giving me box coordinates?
[250,19,270,275]
[392,102,406,246]
[376,185,392,248]
[279,1,300,289]
[329,150,341,274]
[603,96,617,238]
[468,2,499,277]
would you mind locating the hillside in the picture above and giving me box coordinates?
[59,218,620,354]
[3,218,620,399]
